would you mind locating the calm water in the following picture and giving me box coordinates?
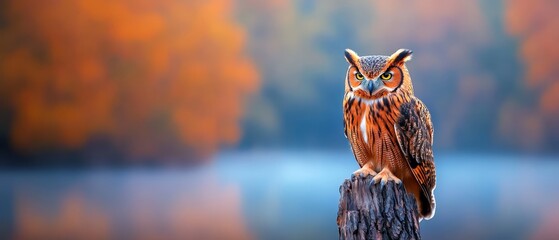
[1,151,558,239]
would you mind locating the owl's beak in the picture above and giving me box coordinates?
[365,79,382,95]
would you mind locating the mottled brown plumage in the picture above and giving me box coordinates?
[342,49,436,220]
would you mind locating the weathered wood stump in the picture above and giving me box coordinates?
[337,175,421,240]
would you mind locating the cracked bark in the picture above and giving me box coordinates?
[337,175,421,240]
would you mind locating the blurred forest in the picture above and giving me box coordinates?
[0,0,258,165]
[238,0,559,153]
[0,0,558,165]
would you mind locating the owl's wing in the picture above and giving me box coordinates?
[394,97,436,214]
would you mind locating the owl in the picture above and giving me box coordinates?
[342,48,436,220]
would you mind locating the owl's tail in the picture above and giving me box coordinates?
[419,189,436,221]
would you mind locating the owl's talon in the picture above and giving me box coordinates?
[353,163,377,179]
[372,168,401,185]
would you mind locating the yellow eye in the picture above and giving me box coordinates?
[355,72,364,80]
[380,72,392,80]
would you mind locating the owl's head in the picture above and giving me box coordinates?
[344,49,413,100]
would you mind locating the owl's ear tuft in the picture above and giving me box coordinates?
[389,49,413,66]
[344,49,360,66]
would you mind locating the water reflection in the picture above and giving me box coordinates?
[530,203,559,240]
[6,170,251,240]
[14,190,111,239]
[2,152,559,239]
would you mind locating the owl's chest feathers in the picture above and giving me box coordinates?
[345,94,409,169]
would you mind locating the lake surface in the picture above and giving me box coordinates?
[1,151,559,239]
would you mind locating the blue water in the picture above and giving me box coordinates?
[1,151,558,239]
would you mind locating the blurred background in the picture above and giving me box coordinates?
[1,0,558,239]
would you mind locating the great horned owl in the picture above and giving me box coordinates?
[342,48,436,220]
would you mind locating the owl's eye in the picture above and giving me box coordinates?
[355,72,364,80]
[380,72,393,80]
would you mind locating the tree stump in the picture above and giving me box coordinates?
[337,175,421,240]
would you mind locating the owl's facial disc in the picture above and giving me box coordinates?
[345,49,410,100]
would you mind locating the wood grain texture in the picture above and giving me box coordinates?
[337,175,421,240]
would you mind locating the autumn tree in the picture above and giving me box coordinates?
[503,0,559,150]
[0,0,258,163]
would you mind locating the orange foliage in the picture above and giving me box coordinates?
[505,0,559,88]
[0,0,258,160]
[505,0,559,148]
